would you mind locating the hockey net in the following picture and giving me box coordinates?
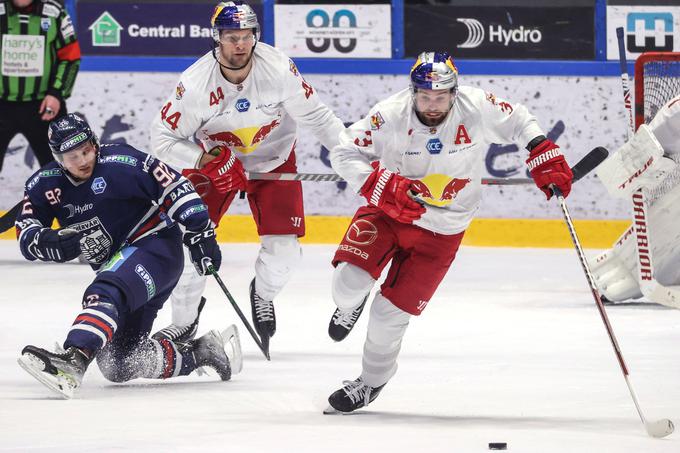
[634,52,680,207]
[634,52,680,129]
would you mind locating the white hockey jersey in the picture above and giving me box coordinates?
[149,43,344,172]
[331,87,544,235]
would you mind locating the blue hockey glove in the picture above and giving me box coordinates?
[29,228,82,263]
[183,227,221,275]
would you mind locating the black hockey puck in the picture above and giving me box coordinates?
[489,443,507,450]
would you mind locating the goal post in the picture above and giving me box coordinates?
[634,52,680,130]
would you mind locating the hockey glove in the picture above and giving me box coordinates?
[200,146,247,194]
[526,139,573,200]
[183,227,222,276]
[29,228,82,263]
[360,165,426,224]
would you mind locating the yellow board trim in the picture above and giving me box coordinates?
[0,212,630,248]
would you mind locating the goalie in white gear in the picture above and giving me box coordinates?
[148,1,345,355]
[591,95,680,303]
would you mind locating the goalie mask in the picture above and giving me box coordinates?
[210,1,259,71]
[410,52,459,126]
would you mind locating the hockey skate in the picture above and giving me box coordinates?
[324,377,386,414]
[184,325,243,380]
[328,295,368,342]
[250,278,275,354]
[152,297,207,344]
[17,345,93,399]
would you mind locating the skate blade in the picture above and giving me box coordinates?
[17,354,77,399]
[323,405,347,415]
[221,325,243,375]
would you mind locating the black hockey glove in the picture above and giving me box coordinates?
[30,228,82,263]
[183,227,221,276]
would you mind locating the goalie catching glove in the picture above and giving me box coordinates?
[200,146,247,194]
[183,226,222,275]
[360,164,426,224]
[526,138,573,199]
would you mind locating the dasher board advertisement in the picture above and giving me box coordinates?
[274,4,392,58]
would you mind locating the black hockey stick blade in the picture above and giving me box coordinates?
[207,265,271,361]
[571,146,609,182]
[0,201,21,234]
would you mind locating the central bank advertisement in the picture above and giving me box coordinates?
[76,1,264,56]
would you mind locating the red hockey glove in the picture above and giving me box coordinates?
[526,139,573,199]
[199,146,247,194]
[360,166,426,224]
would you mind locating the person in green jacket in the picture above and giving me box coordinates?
[0,0,80,172]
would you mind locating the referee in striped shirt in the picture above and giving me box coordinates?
[1,0,80,172]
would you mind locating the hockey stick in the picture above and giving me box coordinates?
[0,201,21,234]
[248,171,533,185]
[553,182,674,438]
[615,27,680,308]
[207,264,271,361]
[0,173,533,234]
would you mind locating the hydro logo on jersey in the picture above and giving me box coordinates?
[235,98,251,112]
[426,138,443,155]
[91,177,107,194]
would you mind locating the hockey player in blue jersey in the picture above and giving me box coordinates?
[15,113,243,398]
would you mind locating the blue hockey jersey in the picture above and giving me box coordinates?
[16,143,210,269]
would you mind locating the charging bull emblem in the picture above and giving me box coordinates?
[413,174,472,207]
[206,119,280,155]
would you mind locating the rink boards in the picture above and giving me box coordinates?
[1,72,636,246]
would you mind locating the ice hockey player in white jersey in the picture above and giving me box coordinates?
[324,52,574,413]
[590,95,680,303]
[149,1,345,355]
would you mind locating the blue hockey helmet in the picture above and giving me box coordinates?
[47,113,98,163]
[210,1,260,43]
[410,52,459,92]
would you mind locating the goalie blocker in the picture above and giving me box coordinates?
[592,95,680,303]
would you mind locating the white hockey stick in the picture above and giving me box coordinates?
[615,27,680,308]
[248,172,533,186]
[554,183,674,438]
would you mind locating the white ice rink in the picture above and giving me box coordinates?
[1,241,679,452]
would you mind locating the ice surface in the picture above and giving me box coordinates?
[1,242,678,452]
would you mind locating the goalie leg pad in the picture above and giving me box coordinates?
[596,124,675,198]
[332,261,376,311]
[360,293,411,388]
[254,234,302,301]
[590,237,643,302]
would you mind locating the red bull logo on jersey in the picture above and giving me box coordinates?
[370,112,385,130]
[175,82,185,100]
[206,119,281,155]
[414,174,471,207]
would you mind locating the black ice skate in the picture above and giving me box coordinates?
[250,278,275,353]
[324,377,386,414]
[184,325,243,381]
[17,345,93,399]
[152,297,207,344]
[328,295,368,342]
